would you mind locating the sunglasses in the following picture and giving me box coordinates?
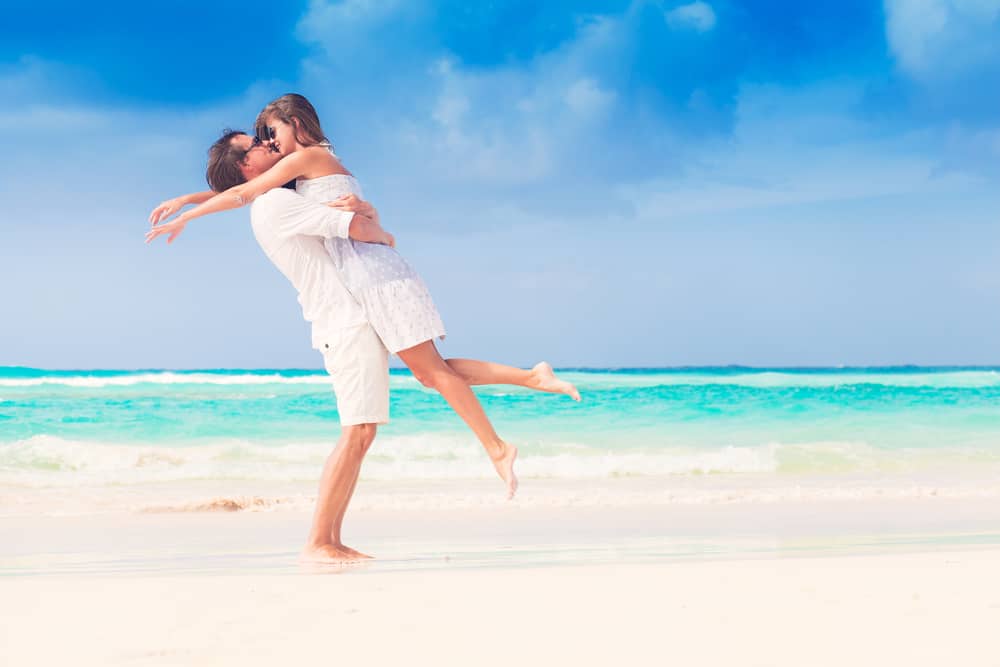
[255,125,277,144]
[249,126,280,154]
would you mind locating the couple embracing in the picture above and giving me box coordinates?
[146,93,579,563]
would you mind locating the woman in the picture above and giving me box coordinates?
[147,94,580,499]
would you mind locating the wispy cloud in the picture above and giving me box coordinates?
[884,0,1000,77]
[665,2,717,32]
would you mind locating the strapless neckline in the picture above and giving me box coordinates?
[297,173,357,185]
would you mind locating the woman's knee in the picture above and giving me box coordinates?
[412,371,435,388]
[408,362,459,391]
[421,371,459,390]
[400,343,452,389]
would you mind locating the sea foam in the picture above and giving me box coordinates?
[4,434,1000,492]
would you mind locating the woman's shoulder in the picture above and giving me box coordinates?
[299,144,337,161]
[301,145,351,176]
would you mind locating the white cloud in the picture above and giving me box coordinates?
[0,61,296,217]
[292,4,638,190]
[665,2,717,32]
[618,79,989,220]
[0,105,108,130]
[564,78,615,116]
[884,0,1000,77]
[297,0,406,40]
[414,62,555,184]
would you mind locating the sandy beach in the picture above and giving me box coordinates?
[3,549,1000,667]
[3,484,1000,666]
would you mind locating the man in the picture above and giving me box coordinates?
[253,188,390,564]
[151,132,393,563]
[243,135,392,563]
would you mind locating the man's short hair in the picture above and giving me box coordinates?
[205,129,249,192]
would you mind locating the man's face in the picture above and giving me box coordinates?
[232,133,281,180]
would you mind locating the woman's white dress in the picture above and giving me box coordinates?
[295,173,446,354]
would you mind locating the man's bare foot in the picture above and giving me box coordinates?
[531,361,581,401]
[338,545,374,560]
[490,441,519,500]
[300,543,365,564]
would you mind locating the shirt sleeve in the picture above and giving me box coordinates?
[251,188,354,240]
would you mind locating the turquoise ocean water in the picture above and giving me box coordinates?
[2,366,1000,513]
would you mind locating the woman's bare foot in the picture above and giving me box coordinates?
[490,441,518,500]
[530,362,581,401]
[300,543,366,564]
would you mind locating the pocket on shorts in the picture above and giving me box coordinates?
[321,324,376,374]
[320,329,348,374]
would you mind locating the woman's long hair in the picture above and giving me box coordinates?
[255,94,332,150]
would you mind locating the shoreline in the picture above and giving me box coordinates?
[5,490,1000,576]
[5,470,1000,517]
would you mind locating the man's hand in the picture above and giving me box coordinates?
[327,193,376,219]
[145,216,189,244]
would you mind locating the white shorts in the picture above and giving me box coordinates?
[320,323,390,426]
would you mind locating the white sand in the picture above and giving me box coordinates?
[2,549,999,666]
[3,492,1000,666]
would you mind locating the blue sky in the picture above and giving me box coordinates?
[2,0,999,369]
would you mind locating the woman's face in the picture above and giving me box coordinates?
[263,114,299,156]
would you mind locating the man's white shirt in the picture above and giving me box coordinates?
[249,188,367,350]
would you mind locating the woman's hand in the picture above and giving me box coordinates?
[149,196,188,225]
[145,215,189,244]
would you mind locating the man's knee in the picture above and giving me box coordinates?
[361,426,377,455]
[342,423,377,452]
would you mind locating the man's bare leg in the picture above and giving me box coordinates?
[327,437,375,559]
[301,423,376,563]
[397,342,518,499]
[445,359,581,401]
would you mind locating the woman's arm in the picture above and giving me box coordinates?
[145,150,320,244]
[148,191,215,224]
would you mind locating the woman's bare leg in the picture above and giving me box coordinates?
[397,341,518,499]
[445,359,581,401]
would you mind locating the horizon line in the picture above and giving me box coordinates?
[3,365,1000,373]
